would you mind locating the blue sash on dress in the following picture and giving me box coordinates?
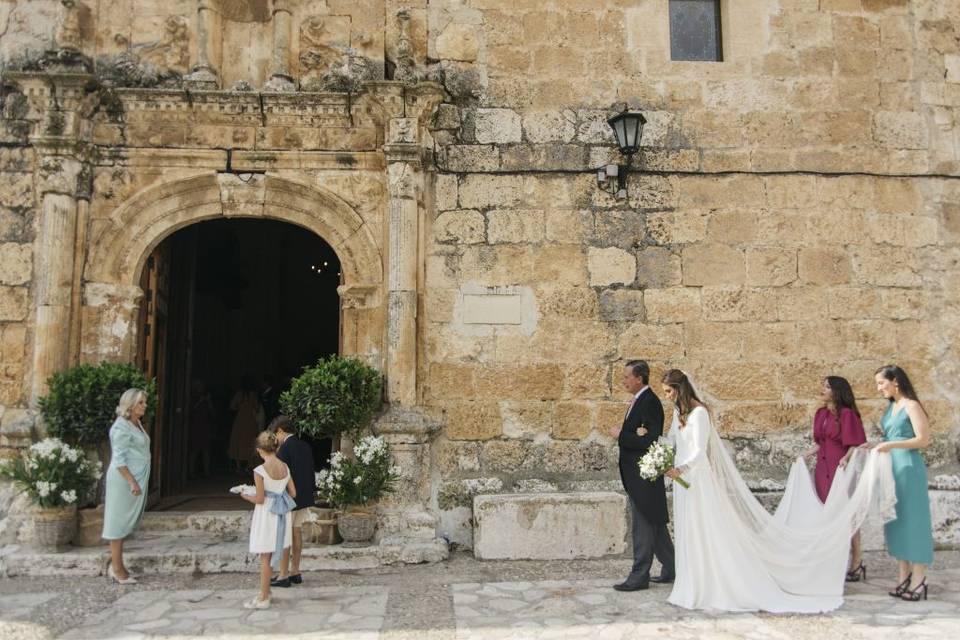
[266,490,296,569]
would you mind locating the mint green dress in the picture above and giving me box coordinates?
[102,417,151,540]
[881,404,934,564]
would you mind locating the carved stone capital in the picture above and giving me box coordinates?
[337,283,380,309]
[389,117,417,144]
[37,154,87,197]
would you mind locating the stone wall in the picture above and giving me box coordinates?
[0,0,957,550]
[419,0,960,544]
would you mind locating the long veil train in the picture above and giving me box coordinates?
[667,405,897,612]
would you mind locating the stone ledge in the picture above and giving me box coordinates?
[0,532,448,577]
[473,491,627,560]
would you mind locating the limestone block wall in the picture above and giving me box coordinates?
[419,0,960,544]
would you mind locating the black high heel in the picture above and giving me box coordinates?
[901,578,928,601]
[889,573,912,597]
[845,562,866,582]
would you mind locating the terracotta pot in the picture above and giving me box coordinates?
[336,509,376,546]
[31,504,77,551]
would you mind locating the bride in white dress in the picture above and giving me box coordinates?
[659,369,897,613]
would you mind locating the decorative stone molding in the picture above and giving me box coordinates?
[86,173,383,289]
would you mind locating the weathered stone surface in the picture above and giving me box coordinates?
[597,289,645,322]
[522,110,576,143]
[473,492,627,560]
[487,209,545,244]
[436,23,481,62]
[644,287,701,323]
[587,247,635,287]
[0,286,28,321]
[682,244,746,286]
[0,243,32,285]
[474,109,522,144]
[798,248,853,285]
[435,210,486,244]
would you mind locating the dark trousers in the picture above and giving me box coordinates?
[627,498,675,585]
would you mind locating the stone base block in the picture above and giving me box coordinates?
[473,492,626,560]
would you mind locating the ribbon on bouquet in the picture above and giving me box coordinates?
[266,490,297,569]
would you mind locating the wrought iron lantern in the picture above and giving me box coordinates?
[597,109,647,199]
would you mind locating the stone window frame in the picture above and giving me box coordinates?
[668,0,724,62]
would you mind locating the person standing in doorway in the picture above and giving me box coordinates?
[228,374,264,474]
[608,360,675,591]
[269,415,315,587]
[260,374,280,425]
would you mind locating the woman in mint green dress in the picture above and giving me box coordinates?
[867,366,933,601]
[102,389,151,584]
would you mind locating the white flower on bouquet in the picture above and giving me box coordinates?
[60,489,77,504]
[638,438,690,489]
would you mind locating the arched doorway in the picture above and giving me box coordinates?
[136,218,342,506]
[82,173,386,505]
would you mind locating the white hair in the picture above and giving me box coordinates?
[115,388,147,419]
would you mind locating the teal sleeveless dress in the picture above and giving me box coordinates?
[881,404,934,564]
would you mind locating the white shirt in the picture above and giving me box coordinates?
[626,386,649,418]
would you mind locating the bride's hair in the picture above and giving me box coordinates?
[662,369,706,426]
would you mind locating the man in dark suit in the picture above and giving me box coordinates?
[608,359,675,591]
[269,415,315,587]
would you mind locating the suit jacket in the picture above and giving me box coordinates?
[618,388,669,524]
[277,434,316,511]
[260,388,280,424]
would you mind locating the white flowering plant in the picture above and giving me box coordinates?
[638,438,690,489]
[314,435,400,508]
[0,438,102,508]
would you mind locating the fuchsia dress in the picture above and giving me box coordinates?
[813,407,866,502]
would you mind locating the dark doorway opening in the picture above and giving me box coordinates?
[136,218,341,509]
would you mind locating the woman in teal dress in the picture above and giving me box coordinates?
[866,365,933,601]
[102,388,151,584]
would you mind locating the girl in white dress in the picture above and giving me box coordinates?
[659,369,897,613]
[238,431,297,609]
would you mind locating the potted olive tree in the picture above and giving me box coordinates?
[39,363,156,449]
[280,356,383,544]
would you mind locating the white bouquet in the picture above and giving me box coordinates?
[229,484,256,496]
[638,438,690,489]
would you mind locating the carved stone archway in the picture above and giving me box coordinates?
[80,172,384,366]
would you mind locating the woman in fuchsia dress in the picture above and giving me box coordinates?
[805,376,867,581]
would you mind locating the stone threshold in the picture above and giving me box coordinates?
[0,530,448,578]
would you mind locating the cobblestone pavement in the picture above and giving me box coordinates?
[1,550,957,639]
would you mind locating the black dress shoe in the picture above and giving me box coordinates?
[289,573,303,585]
[650,574,675,584]
[270,577,292,588]
[613,581,649,592]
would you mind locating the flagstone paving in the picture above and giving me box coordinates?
[0,550,957,639]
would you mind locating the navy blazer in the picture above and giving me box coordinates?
[617,388,669,524]
[277,434,316,511]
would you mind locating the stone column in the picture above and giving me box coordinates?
[384,117,420,407]
[264,0,295,91]
[30,155,85,405]
[185,0,219,89]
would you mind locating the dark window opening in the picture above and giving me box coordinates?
[669,0,723,62]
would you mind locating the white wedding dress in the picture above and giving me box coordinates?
[666,406,897,613]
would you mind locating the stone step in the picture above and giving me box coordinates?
[0,531,448,577]
[138,511,251,536]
